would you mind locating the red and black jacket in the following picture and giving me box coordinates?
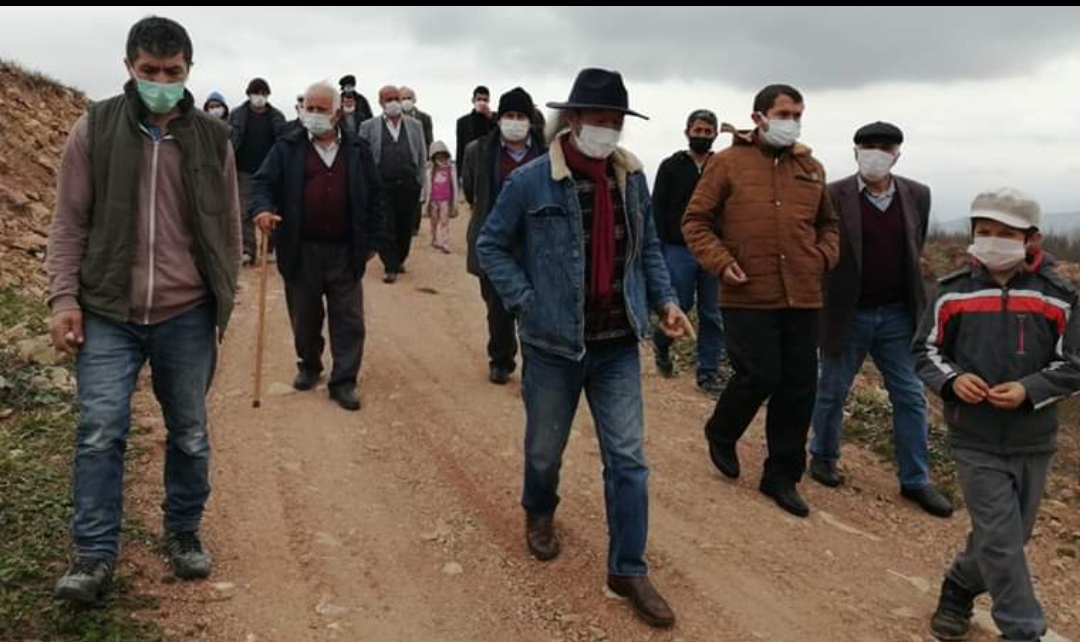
[913,251,1080,455]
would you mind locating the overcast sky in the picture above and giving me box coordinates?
[3,6,1079,222]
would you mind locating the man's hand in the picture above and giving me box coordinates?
[49,309,84,357]
[722,262,749,286]
[952,373,990,405]
[658,303,697,341]
[253,211,282,234]
[988,381,1027,410]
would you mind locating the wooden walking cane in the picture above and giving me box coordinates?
[252,230,270,408]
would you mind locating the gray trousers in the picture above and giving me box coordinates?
[284,242,365,389]
[948,447,1052,642]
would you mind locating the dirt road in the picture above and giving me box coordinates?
[125,225,1077,642]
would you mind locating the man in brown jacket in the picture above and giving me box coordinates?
[683,84,839,518]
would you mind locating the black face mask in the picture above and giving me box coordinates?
[689,136,715,154]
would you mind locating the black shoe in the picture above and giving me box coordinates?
[607,574,676,629]
[525,512,559,561]
[54,557,114,604]
[329,386,361,411]
[930,578,975,640]
[809,457,844,488]
[759,481,810,518]
[654,349,674,378]
[902,484,955,518]
[293,369,320,391]
[489,365,511,385]
[696,371,725,398]
[165,531,212,580]
[705,431,740,479]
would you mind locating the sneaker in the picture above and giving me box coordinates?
[165,531,212,580]
[489,365,511,385]
[696,371,725,397]
[242,253,254,267]
[654,349,674,378]
[930,578,975,640]
[902,484,955,518]
[54,557,114,605]
[809,457,844,488]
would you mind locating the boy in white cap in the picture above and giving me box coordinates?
[913,188,1080,641]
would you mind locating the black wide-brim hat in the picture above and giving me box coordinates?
[546,68,648,120]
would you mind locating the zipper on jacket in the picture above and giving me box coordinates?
[143,138,161,325]
[999,286,1009,450]
[620,173,641,335]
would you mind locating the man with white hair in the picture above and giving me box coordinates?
[399,86,433,151]
[249,81,386,411]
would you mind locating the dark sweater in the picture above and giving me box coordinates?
[301,143,349,242]
[652,150,709,245]
[236,109,276,173]
[380,121,416,182]
[858,193,906,307]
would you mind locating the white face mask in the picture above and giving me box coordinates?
[249,94,268,109]
[856,148,897,181]
[207,106,225,118]
[574,124,620,159]
[499,118,530,142]
[343,105,355,114]
[383,101,402,118]
[760,117,800,148]
[301,111,334,136]
[968,236,1027,272]
[401,98,415,112]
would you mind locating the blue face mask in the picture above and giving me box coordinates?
[136,78,186,114]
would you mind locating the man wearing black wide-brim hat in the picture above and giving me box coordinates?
[477,68,693,629]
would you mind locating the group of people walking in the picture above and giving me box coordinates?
[42,15,1079,642]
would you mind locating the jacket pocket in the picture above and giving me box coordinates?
[192,164,227,217]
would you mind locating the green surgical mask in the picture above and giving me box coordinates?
[136,78,186,114]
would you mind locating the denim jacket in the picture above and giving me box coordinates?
[476,135,677,361]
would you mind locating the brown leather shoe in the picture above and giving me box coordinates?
[525,512,559,561]
[607,574,676,628]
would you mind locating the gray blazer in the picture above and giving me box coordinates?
[358,115,426,189]
[820,173,931,355]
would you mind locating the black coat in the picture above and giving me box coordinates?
[820,174,930,354]
[460,128,547,276]
[248,126,387,280]
[652,150,711,246]
[455,110,495,170]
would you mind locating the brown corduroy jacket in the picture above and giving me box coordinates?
[682,129,839,309]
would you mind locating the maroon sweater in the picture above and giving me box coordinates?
[858,193,907,307]
[301,143,350,242]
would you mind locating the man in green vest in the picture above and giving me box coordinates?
[45,15,241,604]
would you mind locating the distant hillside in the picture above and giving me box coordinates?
[0,59,89,298]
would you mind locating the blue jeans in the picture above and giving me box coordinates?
[652,244,724,375]
[810,303,930,489]
[521,341,649,576]
[72,304,217,561]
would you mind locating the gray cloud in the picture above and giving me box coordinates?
[370,6,1080,90]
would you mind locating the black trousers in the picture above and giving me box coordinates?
[379,179,421,273]
[705,308,819,487]
[480,275,517,371]
[284,242,365,389]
